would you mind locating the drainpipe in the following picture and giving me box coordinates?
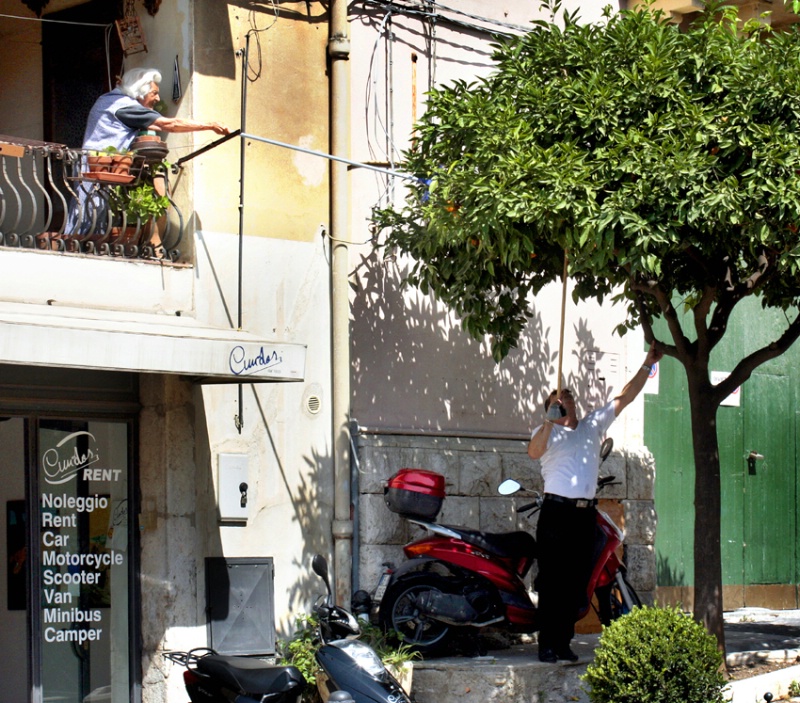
[329,0,353,608]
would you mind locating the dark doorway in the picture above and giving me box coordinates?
[42,0,125,148]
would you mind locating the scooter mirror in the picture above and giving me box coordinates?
[600,437,614,462]
[498,479,522,496]
[312,554,332,595]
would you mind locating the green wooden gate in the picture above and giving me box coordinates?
[643,298,800,607]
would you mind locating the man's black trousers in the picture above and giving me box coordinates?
[535,499,597,651]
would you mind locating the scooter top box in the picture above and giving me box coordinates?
[384,468,445,521]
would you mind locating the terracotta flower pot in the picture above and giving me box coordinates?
[87,155,113,173]
[111,154,133,175]
[131,138,169,164]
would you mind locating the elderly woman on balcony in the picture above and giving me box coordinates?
[82,67,229,153]
[67,67,229,235]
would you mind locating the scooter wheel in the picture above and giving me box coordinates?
[378,573,454,657]
[596,574,642,625]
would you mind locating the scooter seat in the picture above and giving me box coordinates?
[197,655,305,696]
[440,526,536,561]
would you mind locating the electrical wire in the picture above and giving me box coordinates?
[425,0,437,90]
[354,0,528,38]
[356,0,531,255]
[245,0,280,82]
[414,0,530,33]
[365,13,396,167]
[0,12,112,27]
[0,13,119,92]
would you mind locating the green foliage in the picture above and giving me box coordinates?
[110,181,169,223]
[358,621,420,668]
[582,606,726,703]
[100,146,130,155]
[124,182,169,220]
[375,0,800,360]
[278,614,418,703]
[279,614,321,684]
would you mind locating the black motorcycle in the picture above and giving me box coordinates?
[164,554,410,703]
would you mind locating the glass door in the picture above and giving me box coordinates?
[37,419,133,703]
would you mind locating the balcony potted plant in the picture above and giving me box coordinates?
[87,146,134,176]
[121,181,170,222]
[107,179,170,247]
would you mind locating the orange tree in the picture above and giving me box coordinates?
[375,1,800,650]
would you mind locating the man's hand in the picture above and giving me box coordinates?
[208,122,230,135]
[613,342,664,416]
[546,402,563,421]
[644,342,664,368]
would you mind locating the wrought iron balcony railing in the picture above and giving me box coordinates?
[0,135,184,261]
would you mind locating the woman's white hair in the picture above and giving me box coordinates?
[118,68,162,100]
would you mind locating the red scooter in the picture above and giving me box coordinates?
[374,439,640,656]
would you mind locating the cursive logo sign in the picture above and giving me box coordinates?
[42,431,101,486]
[229,345,283,376]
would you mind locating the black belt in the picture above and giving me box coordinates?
[544,493,597,509]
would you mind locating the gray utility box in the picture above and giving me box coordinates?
[205,557,276,656]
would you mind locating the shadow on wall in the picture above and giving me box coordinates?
[350,249,614,434]
[657,552,688,588]
[196,0,330,81]
[249,388,333,619]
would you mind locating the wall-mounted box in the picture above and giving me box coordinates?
[205,557,275,655]
[218,453,249,522]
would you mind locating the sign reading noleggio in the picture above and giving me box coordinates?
[40,432,124,647]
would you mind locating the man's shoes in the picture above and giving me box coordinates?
[538,646,579,663]
[538,647,558,663]
[556,647,579,662]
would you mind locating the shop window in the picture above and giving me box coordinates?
[37,419,134,703]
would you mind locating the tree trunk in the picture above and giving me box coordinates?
[687,370,726,652]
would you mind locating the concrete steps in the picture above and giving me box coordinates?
[410,638,596,703]
[407,619,800,703]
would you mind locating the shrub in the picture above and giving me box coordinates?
[278,614,418,703]
[582,605,726,703]
[279,614,319,681]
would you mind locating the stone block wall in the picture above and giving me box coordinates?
[354,432,656,607]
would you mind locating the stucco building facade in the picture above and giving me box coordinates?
[4,1,778,701]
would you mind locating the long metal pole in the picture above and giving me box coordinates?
[238,35,249,331]
[239,132,413,181]
[556,251,568,395]
[329,0,353,607]
[235,34,250,434]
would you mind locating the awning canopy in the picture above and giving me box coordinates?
[0,303,306,383]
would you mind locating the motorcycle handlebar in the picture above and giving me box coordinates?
[517,494,543,514]
[517,501,539,513]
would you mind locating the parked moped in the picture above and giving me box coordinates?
[374,438,641,656]
[164,554,410,703]
[310,554,411,703]
[163,648,305,703]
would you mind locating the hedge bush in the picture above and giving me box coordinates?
[582,605,726,703]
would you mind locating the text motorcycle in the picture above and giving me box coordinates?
[373,438,640,656]
[164,554,410,703]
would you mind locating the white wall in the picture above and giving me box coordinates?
[194,230,334,631]
[347,0,647,442]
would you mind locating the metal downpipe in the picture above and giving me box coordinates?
[329,0,353,608]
